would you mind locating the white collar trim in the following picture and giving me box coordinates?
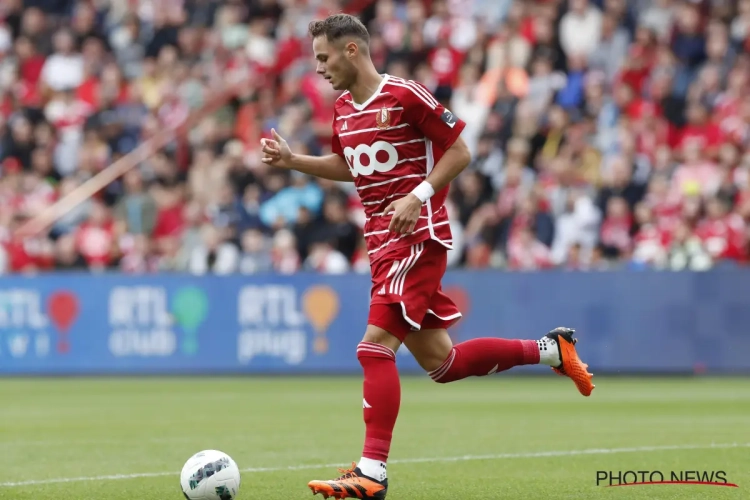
[349,74,390,111]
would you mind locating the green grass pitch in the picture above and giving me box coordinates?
[1,376,748,500]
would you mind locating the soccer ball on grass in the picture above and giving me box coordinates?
[180,450,241,500]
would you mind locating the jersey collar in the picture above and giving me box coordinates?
[350,74,390,111]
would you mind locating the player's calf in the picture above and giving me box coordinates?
[355,322,403,487]
[427,337,541,383]
[424,327,595,396]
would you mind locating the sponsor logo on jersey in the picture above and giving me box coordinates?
[344,141,398,177]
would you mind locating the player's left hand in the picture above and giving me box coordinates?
[384,194,423,234]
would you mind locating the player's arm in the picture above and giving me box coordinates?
[421,135,471,196]
[385,85,471,233]
[261,128,353,182]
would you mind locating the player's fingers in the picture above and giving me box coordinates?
[395,217,408,234]
[389,215,400,233]
[261,138,277,151]
[262,143,279,154]
[271,128,284,143]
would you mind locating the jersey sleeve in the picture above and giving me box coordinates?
[399,80,466,151]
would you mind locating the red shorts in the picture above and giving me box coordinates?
[367,239,462,341]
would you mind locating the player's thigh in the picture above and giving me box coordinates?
[403,328,453,372]
[362,325,402,353]
[364,303,407,353]
[405,282,462,371]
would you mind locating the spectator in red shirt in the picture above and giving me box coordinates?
[75,200,115,271]
[696,196,747,261]
[675,101,723,157]
[507,225,554,271]
[631,202,670,267]
[599,195,633,259]
[428,30,464,98]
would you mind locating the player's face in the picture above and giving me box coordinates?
[313,36,357,91]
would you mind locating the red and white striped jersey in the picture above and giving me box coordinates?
[331,75,466,263]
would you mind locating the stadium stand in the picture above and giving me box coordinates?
[0,0,748,275]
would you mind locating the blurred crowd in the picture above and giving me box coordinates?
[0,0,749,275]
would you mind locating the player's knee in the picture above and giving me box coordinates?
[357,325,401,363]
[362,325,401,350]
[419,353,451,380]
[403,328,454,373]
[424,347,458,383]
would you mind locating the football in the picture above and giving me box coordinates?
[180,450,241,500]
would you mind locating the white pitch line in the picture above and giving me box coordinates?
[0,442,747,488]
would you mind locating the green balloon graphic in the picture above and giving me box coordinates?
[171,287,208,356]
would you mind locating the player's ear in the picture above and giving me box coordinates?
[345,40,358,60]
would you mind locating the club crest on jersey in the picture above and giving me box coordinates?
[375,107,391,129]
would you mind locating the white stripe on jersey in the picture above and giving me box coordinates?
[339,122,409,137]
[336,107,404,120]
[390,77,440,107]
[396,156,427,164]
[364,229,390,237]
[391,242,424,295]
[366,205,444,221]
[356,173,426,191]
[361,193,410,205]
[388,260,407,294]
[366,214,430,221]
[385,82,437,110]
[424,137,445,244]
[367,220,450,255]
[393,138,426,146]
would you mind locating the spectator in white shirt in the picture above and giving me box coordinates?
[551,190,602,265]
[188,225,240,275]
[559,0,603,58]
[40,29,84,93]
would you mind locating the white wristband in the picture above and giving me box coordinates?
[411,181,435,203]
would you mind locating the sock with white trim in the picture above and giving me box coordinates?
[429,338,540,383]
[356,342,400,478]
[536,337,562,367]
[357,457,387,482]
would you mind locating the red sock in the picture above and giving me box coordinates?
[429,338,540,383]
[357,342,400,462]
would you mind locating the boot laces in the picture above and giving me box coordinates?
[335,463,358,481]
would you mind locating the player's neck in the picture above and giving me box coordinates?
[347,66,385,105]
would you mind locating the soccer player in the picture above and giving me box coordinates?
[260,14,595,500]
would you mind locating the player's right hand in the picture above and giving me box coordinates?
[261,128,293,168]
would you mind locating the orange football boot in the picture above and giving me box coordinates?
[308,463,388,499]
[545,327,595,396]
